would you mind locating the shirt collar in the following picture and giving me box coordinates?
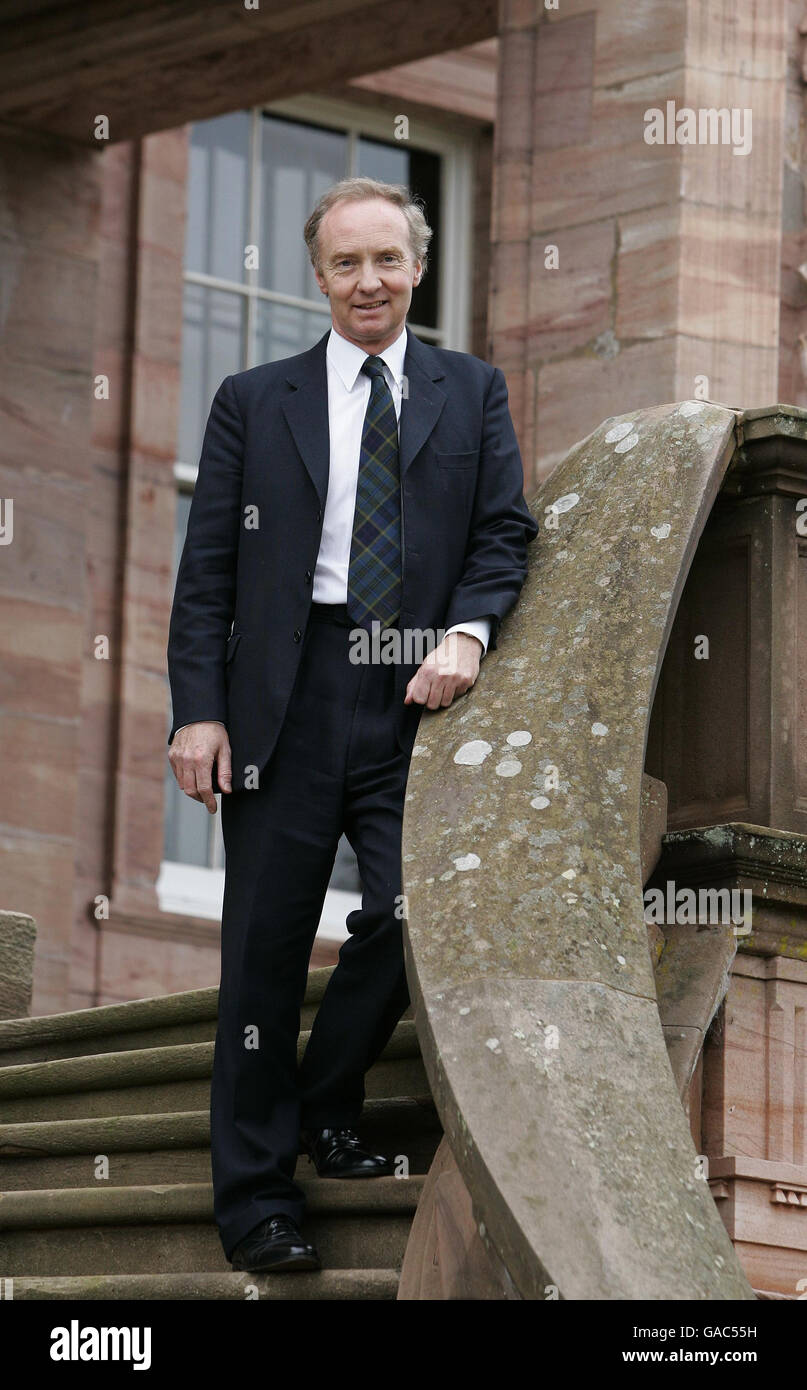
[327,322,408,393]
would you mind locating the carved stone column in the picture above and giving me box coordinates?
[647,407,807,837]
[649,824,807,1295]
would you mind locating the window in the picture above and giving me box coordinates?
[160,94,473,928]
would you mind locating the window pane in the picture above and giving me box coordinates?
[331,834,362,893]
[211,806,226,871]
[357,138,441,330]
[186,112,251,284]
[178,284,244,465]
[259,115,347,299]
[163,766,213,868]
[255,299,329,364]
[356,138,408,186]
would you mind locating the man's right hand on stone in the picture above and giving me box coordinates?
[168,722,232,813]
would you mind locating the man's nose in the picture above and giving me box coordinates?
[357,260,382,291]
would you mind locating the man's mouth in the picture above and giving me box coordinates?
[354,300,387,311]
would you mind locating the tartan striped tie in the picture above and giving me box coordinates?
[347,355,402,629]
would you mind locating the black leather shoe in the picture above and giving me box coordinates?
[230,1215,321,1273]
[300,1126,394,1178]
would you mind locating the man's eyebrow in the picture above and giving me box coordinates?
[327,246,407,262]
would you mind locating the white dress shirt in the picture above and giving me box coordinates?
[318,323,490,652]
[176,324,490,733]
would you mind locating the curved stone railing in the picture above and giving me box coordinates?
[399,401,756,1300]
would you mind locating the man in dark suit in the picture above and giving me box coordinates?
[167,177,538,1273]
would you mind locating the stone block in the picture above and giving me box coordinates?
[0,911,36,1019]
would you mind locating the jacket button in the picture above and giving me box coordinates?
[316,509,322,522]
[304,570,312,583]
[293,629,302,642]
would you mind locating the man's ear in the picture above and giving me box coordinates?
[412,259,423,288]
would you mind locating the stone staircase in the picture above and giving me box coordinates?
[0,966,442,1299]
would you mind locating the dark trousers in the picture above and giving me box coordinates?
[212,602,416,1259]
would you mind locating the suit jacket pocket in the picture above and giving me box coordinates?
[435,450,478,469]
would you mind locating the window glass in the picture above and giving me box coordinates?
[254,299,328,365]
[259,115,347,299]
[178,285,244,466]
[357,137,440,330]
[186,111,251,283]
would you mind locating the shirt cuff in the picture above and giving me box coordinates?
[443,618,491,656]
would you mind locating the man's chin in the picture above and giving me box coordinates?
[352,309,390,330]
[332,311,406,349]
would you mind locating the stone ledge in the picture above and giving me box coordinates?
[648,824,807,959]
[708,1156,807,1295]
[656,823,807,888]
[709,1155,807,1188]
[729,403,807,497]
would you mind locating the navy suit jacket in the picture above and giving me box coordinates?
[167,326,539,791]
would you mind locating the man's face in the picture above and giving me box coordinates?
[314,197,423,353]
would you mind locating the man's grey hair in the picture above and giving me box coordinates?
[303,176,433,276]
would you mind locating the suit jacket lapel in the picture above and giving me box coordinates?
[400,328,447,478]
[280,325,447,503]
[280,331,331,511]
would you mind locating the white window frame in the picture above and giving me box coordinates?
[157,861,357,943]
[160,92,475,929]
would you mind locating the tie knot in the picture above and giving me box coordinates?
[361,355,387,382]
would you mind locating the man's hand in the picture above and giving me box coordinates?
[404,631,482,710]
[168,722,232,813]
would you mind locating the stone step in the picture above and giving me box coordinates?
[0,966,431,1300]
[0,1020,426,1123]
[2,1216,415,1278]
[0,1175,423,1225]
[0,1097,442,1189]
[0,1058,429,1123]
[0,1177,424,1276]
[0,986,217,1069]
[0,966,413,1067]
[6,1269,400,1300]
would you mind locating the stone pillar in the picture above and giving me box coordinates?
[487,0,540,483]
[777,9,807,410]
[0,123,102,1015]
[107,129,189,925]
[489,0,789,481]
[646,408,807,836]
[649,824,807,1296]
